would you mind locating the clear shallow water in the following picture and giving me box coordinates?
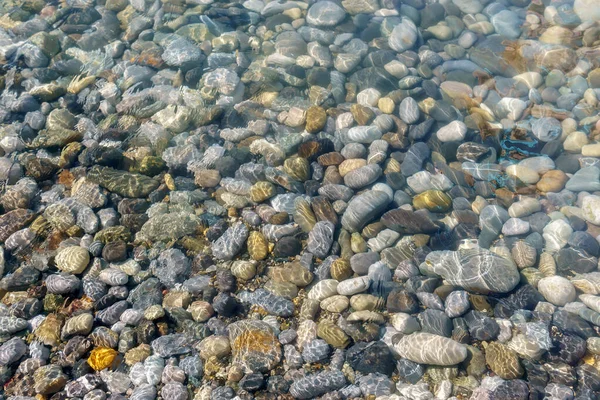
[0,0,599,398]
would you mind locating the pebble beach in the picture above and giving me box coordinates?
[0,0,600,399]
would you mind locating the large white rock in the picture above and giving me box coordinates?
[395,332,468,366]
[538,276,576,306]
[574,0,600,22]
[582,195,600,225]
[389,17,418,53]
[437,121,467,142]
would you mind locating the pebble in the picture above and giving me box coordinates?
[389,17,418,53]
[395,333,468,366]
[55,246,90,275]
[423,248,519,294]
[437,121,467,142]
[538,276,577,306]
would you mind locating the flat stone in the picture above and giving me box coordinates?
[395,333,467,366]
[306,1,346,27]
[421,248,519,294]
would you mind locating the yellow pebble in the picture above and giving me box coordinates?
[165,173,176,191]
[378,97,395,114]
[88,347,118,371]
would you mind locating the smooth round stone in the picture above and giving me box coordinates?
[378,98,395,114]
[587,337,600,355]
[427,24,453,40]
[508,198,541,218]
[339,159,366,177]
[395,332,467,366]
[518,156,555,175]
[334,53,362,73]
[506,165,539,184]
[537,170,568,192]
[340,126,383,145]
[337,276,370,296]
[389,17,418,53]
[384,60,408,79]
[502,218,530,236]
[582,195,600,225]
[574,0,600,22]
[563,131,589,153]
[538,276,576,306]
[343,164,382,189]
[423,248,519,294]
[491,10,521,39]
[320,295,350,313]
[582,144,600,157]
[418,309,452,337]
[55,246,90,274]
[532,117,562,142]
[569,231,599,256]
[341,190,391,233]
[305,106,327,133]
[306,1,347,27]
[543,219,572,252]
[445,290,470,318]
[413,190,452,213]
[307,221,335,259]
[437,121,467,142]
[496,98,527,120]
[357,88,382,107]
[307,280,339,301]
[565,167,600,191]
[399,97,420,124]
[341,143,367,159]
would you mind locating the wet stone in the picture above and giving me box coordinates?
[229,320,282,373]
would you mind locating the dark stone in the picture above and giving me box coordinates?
[526,212,551,235]
[381,209,439,234]
[212,293,238,317]
[349,67,397,93]
[578,364,600,392]
[239,373,265,392]
[396,359,424,384]
[522,359,548,390]
[267,375,291,393]
[555,248,597,275]
[273,237,302,257]
[404,276,440,293]
[464,310,499,341]
[554,154,580,174]
[102,240,127,262]
[215,270,236,293]
[307,67,331,87]
[568,231,600,257]
[401,142,431,177]
[418,309,452,337]
[386,289,419,313]
[549,333,586,365]
[544,362,576,386]
[451,317,470,344]
[490,379,529,400]
[456,142,491,163]
[494,285,545,319]
[206,219,229,242]
[553,310,595,339]
[214,156,239,178]
[136,320,157,344]
[346,341,395,376]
